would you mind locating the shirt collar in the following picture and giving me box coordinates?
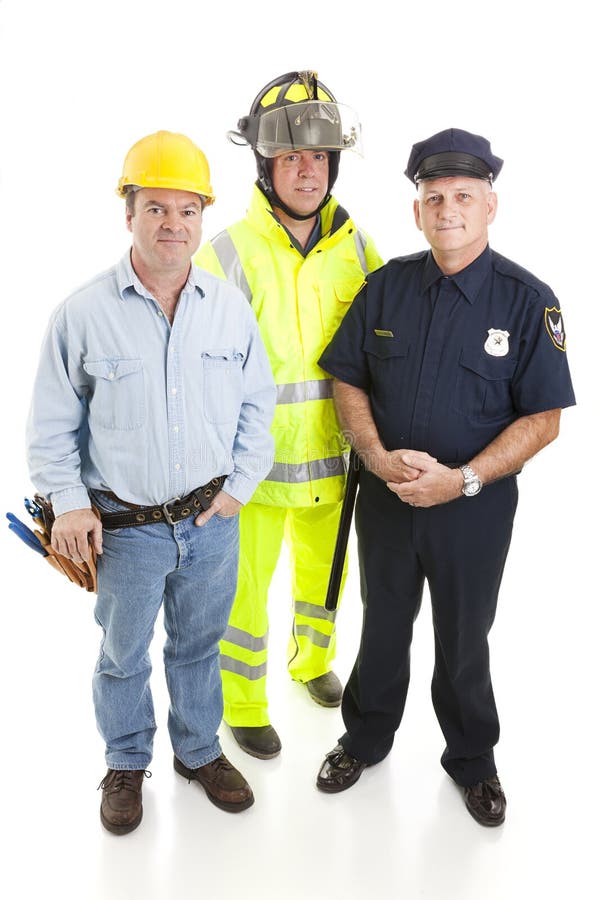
[269,211,322,257]
[301,215,322,255]
[421,245,492,304]
[116,250,204,301]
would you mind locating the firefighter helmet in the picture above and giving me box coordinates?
[227,71,362,219]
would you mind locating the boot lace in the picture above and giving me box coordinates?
[210,754,233,774]
[98,769,152,792]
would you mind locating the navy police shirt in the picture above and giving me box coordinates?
[319,246,575,464]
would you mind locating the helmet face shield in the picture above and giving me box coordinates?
[252,101,363,158]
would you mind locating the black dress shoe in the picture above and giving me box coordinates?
[306,672,343,708]
[230,724,282,759]
[316,744,367,793]
[464,775,507,826]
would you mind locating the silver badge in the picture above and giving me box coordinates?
[484,329,510,357]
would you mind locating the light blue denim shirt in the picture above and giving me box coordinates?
[27,252,276,516]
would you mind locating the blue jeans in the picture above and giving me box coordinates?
[91,491,239,771]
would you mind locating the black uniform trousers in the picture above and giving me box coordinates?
[340,468,518,787]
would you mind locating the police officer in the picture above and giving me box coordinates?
[196,72,382,760]
[314,128,575,826]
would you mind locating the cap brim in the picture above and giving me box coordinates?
[414,152,493,183]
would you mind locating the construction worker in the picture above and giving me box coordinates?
[196,71,383,760]
[27,131,276,833]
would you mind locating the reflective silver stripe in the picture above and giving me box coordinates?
[222,624,267,654]
[295,601,337,622]
[277,379,333,405]
[220,654,268,681]
[210,231,252,303]
[210,229,367,299]
[294,624,332,649]
[266,456,345,484]
[353,229,369,275]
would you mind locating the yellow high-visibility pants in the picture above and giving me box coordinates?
[220,501,347,727]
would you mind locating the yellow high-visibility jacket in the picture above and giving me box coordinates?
[195,185,383,507]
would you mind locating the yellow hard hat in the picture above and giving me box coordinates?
[116,130,215,204]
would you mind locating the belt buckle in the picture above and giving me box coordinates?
[161,497,180,526]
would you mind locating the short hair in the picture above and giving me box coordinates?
[124,186,208,217]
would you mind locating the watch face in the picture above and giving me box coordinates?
[463,479,481,496]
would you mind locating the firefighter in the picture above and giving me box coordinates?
[196,71,383,759]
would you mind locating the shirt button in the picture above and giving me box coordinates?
[171,388,177,395]
[174,463,181,471]
[157,310,163,317]
[108,372,115,380]
[173,425,179,433]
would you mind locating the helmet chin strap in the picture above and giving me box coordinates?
[258,181,331,220]
[255,151,340,221]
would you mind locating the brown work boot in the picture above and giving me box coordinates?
[98,768,150,835]
[174,753,254,812]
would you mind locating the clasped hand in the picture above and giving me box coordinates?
[375,450,463,508]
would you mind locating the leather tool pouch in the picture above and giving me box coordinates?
[32,494,99,592]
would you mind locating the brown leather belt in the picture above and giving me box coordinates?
[97,477,226,529]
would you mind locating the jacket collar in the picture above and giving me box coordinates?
[246,184,348,244]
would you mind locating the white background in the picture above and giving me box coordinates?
[0,2,596,898]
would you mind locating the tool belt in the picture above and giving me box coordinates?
[96,476,226,529]
[7,495,100,592]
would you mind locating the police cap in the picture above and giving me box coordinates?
[404,128,503,185]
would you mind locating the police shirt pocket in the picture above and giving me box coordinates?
[202,350,244,424]
[82,358,145,430]
[454,348,517,420]
[363,333,409,361]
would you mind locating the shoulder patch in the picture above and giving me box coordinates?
[544,307,566,351]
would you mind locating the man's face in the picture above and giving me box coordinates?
[271,150,329,217]
[413,176,497,266]
[127,188,203,273]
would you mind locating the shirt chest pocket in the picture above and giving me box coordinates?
[82,358,145,431]
[202,350,244,424]
[453,349,517,421]
[363,334,409,383]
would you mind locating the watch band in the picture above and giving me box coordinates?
[460,464,482,496]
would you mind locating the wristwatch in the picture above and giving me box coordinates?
[459,465,482,497]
